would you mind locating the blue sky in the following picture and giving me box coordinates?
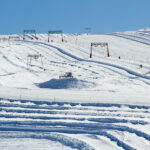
[0,0,150,34]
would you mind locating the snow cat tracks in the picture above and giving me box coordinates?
[0,99,150,149]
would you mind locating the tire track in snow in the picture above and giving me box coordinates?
[17,40,146,81]
[0,99,150,149]
[0,132,94,150]
[107,32,150,46]
[29,40,150,80]
[0,49,41,74]
[1,106,150,121]
[21,41,103,77]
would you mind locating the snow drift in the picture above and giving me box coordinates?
[36,78,96,89]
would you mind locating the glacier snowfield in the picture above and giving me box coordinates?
[0,29,150,149]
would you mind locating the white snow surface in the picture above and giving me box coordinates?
[0,29,150,149]
[0,31,150,104]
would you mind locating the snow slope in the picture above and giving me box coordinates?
[0,31,150,104]
[0,29,150,149]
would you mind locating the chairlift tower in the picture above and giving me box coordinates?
[48,30,63,43]
[23,30,37,40]
[90,42,110,58]
[8,36,20,42]
[27,54,43,67]
[0,38,9,42]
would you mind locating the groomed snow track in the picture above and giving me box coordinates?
[0,98,150,150]
[21,40,150,81]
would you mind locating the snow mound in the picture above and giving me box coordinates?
[36,78,96,89]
